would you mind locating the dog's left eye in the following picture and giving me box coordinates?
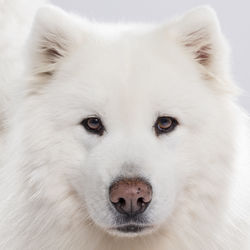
[154,116,178,136]
[81,117,105,136]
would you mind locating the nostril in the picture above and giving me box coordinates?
[112,198,127,214]
[137,197,150,213]
[118,198,126,207]
[137,197,144,206]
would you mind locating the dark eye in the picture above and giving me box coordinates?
[81,117,105,136]
[154,116,178,136]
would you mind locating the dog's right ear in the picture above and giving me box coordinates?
[27,5,83,81]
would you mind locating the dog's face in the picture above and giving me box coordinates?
[16,6,238,237]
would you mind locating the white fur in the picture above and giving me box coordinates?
[0,2,249,250]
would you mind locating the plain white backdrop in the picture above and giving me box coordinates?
[51,0,250,111]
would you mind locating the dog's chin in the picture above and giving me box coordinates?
[107,224,155,237]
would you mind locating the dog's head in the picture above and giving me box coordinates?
[15,6,239,237]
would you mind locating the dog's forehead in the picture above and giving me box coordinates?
[50,28,210,118]
[64,32,202,98]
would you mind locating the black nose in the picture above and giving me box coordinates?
[109,178,152,216]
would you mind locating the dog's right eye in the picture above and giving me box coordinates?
[81,117,105,136]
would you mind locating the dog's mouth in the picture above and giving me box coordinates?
[117,224,146,233]
[111,224,154,235]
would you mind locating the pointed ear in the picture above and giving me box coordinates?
[27,5,83,81]
[169,6,230,79]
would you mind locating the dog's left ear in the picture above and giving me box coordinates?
[168,6,230,80]
[27,5,83,81]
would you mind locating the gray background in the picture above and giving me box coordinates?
[51,0,250,112]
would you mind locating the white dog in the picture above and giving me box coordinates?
[0,1,249,249]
